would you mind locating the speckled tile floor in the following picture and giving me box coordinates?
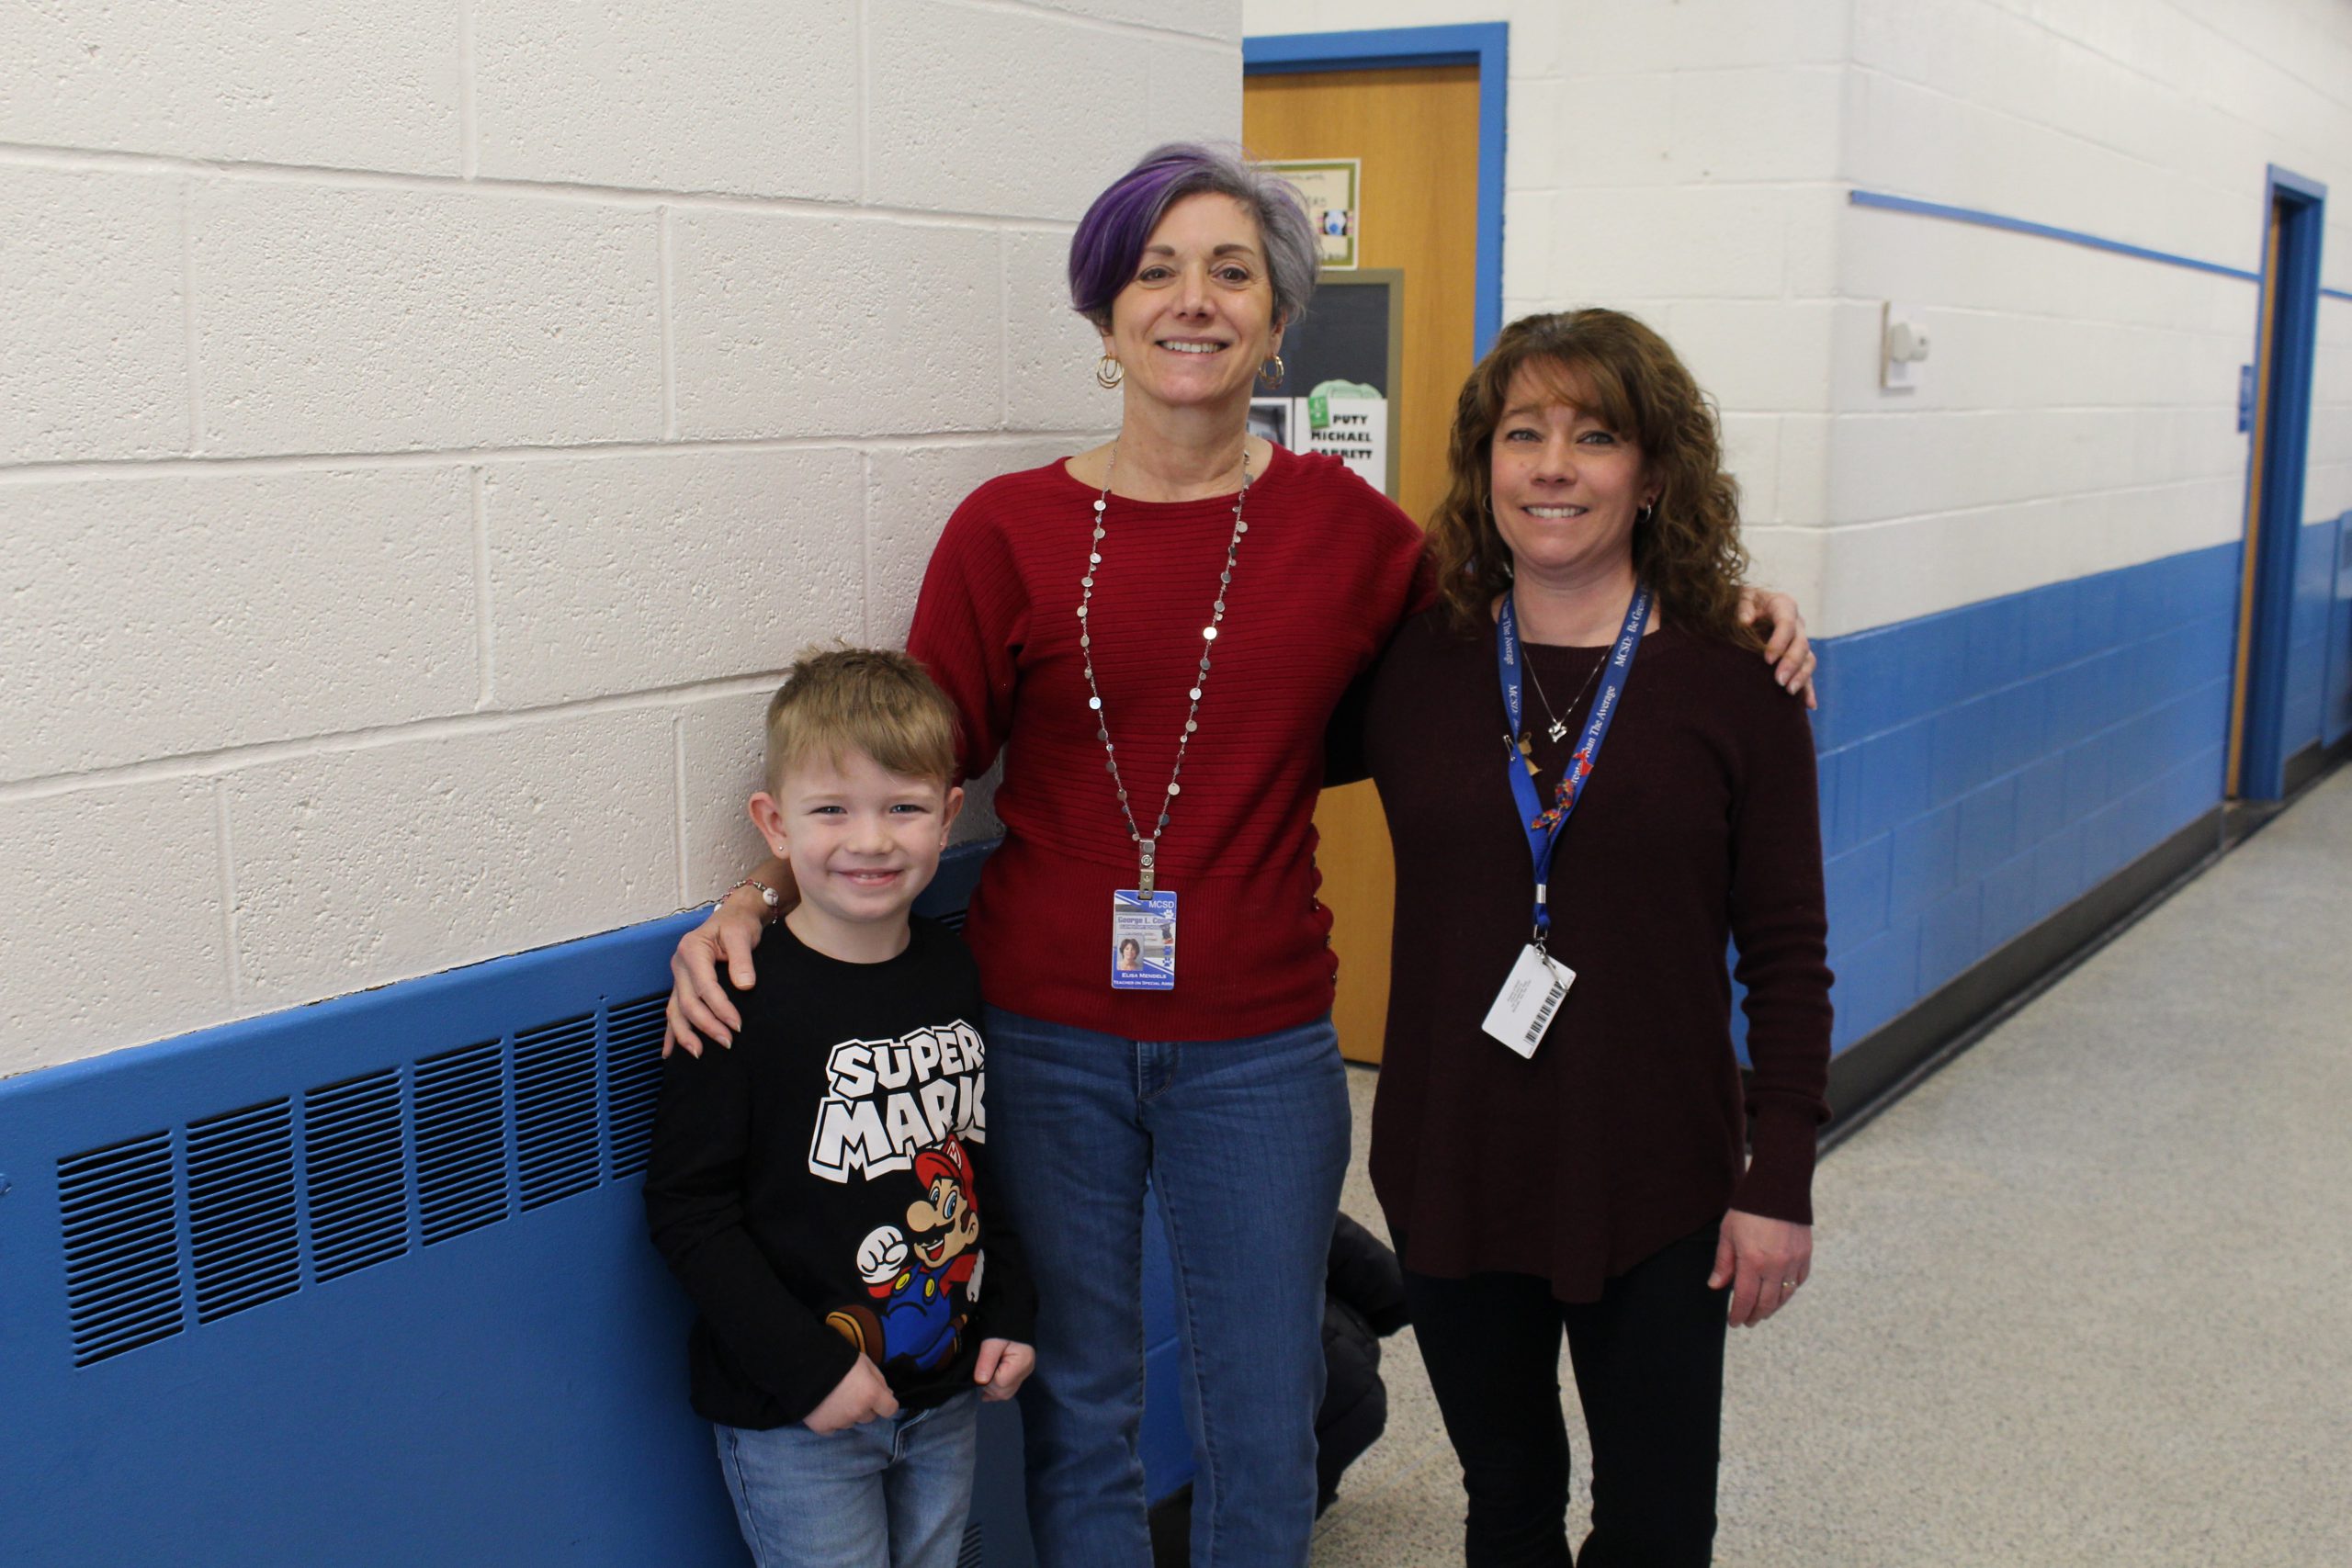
[1311,768,2352,1566]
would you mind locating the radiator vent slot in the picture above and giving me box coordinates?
[58,1132,185,1366]
[51,987,672,1364]
[604,995,667,1179]
[186,1100,299,1323]
[514,1013,600,1210]
[414,1040,509,1245]
[305,1070,409,1280]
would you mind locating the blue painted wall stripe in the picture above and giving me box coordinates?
[1848,189,2262,284]
[1244,23,1510,356]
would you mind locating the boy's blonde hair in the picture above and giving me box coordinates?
[763,647,960,795]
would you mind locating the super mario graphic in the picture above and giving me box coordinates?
[824,1134,984,1371]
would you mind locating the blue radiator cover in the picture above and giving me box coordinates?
[0,844,1190,1566]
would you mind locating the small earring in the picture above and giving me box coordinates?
[1095,355,1124,390]
[1636,502,1656,526]
[1258,353,1285,389]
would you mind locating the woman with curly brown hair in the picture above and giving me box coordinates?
[1363,309,1833,1567]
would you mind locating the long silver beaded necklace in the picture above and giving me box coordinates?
[1077,441,1253,900]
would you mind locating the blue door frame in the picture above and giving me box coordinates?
[1242,23,1509,358]
[2235,164,2327,800]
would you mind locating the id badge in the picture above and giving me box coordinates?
[1112,891,1177,990]
[1479,943,1573,1058]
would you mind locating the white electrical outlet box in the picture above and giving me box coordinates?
[1882,303,1930,390]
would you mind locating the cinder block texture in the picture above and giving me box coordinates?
[1744,525,1826,624]
[1003,229,1120,434]
[0,167,187,463]
[192,182,662,455]
[1510,66,1844,192]
[0,778,226,1076]
[1025,0,1239,37]
[471,0,858,198]
[1539,186,1792,302]
[669,210,1001,441]
[865,0,1151,220]
[1715,412,1781,523]
[485,449,865,707]
[0,2,459,175]
[1,468,477,784]
[1148,36,1245,150]
[679,690,774,904]
[865,440,1072,647]
[1669,301,1838,414]
[223,712,677,1006]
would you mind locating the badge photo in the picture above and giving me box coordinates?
[1111,891,1178,991]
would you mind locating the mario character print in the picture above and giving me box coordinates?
[825,1135,984,1371]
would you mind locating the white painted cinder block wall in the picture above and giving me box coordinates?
[0,1,1243,1077]
[1242,0,2352,636]
[1826,0,2352,634]
[1245,0,1854,618]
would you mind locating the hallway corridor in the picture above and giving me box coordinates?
[1315,767,2352,1566]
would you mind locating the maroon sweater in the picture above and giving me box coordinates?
[907,447,1430,1042]
[1363,608,1832,1301]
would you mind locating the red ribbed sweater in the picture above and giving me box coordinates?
[907,447,1430,1042]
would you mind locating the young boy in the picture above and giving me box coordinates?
[644,648,1035,1568]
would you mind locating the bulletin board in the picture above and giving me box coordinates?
[1256,268,1404,499]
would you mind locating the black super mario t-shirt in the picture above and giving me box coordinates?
[644,917,1035,1428]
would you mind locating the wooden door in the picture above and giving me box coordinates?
[1246,66,1483,1063]
[2226,203,2284,800]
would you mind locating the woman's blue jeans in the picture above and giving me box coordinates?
[983,1008,1351,1568]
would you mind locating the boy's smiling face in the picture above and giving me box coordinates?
[750,749,960,961]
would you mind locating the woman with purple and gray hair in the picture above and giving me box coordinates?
[667,143,1815,1567]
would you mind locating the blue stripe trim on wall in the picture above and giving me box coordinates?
[1848,189,2262,284]
[1244,24,1510,357]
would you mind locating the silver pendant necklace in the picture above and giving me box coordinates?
[1077,442,1253,897]
[1521,640,1603,745]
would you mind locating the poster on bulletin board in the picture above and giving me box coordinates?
[1268,159,1359,269]
[1257,269,1401,499]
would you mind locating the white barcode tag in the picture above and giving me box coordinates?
[1480,943,1573,1059]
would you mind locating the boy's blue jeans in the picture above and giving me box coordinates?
[715,1391,978,1568]
[984,1007,1351,1568]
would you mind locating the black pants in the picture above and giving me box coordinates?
[1400,1224,1729,1568]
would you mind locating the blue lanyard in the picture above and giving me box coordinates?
[1497,584,1652,941]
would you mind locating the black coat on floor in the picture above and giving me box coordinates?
[1317,1213,1410,1515]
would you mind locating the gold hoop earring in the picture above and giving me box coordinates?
[1095,355,1124,390]
[1258,354,1285,389]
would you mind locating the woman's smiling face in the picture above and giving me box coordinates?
[1102,192,1283,416]
[1487,361,1655,586]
